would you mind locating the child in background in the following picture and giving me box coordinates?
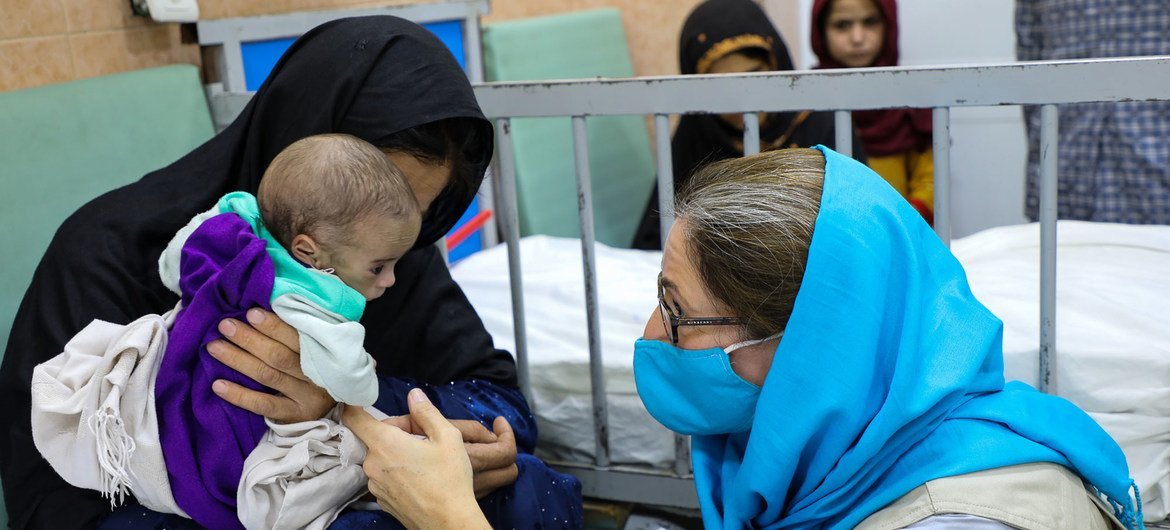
[812,0,936,225]
[632,0,864,249]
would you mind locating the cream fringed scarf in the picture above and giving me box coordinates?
[30,305,187,516]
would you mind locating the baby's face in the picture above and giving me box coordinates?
[325,214,421,301]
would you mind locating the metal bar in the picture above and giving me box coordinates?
[462,6,485,84]
[742,112,760,156]
[1038,104,1059,394]
[654,114,675,248]
[209,58,1170,131]
[494,119,532,403]
[206,92,251,131]
[473,57,1170,118]
[568,114,613,463]
[834,110,852,158]
[196,0,491,44]
[673,432,692,477]
[655,114,691,476]
[933,107,952,246]
[478,167,498,248]
[549,462,699,510]
[462,8,496,246]
[571,116,611,467]
[221,39,248,93]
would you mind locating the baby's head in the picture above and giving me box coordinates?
[259,134,422,301]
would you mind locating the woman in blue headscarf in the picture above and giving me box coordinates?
[345,146,1141,529]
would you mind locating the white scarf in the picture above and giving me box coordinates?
[30,306,186,516]
[237,404,369,530]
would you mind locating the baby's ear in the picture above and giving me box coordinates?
[290,234,321,266]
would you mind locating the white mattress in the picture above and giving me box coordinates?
[450,222,1170,519]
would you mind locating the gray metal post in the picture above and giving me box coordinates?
[571,116,611,466]
[673,432,692,477]
[462,7,485,84]
[494,119,532,403]
[655,114,675,248]
[933,107,952,246]
[742,112,760,156]
[220,40,247,93]
[653,114,690,475]
[1038,104,1059,395]
[834,110,852,158]
[463,7,498,247]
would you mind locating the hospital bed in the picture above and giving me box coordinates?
[455,56,1170,520]
[204,55,1170,519]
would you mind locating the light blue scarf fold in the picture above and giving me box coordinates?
[691,145,1141,529]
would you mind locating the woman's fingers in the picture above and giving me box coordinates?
[343,393,486,528]
[472,463,519,499]
[380,414,413,433]
[208,338,299,394]
[463,416,519,497]
[211,379,294,422]
[491,416,515,445]
[449,419,498,444]
[217,311,309,383]
[464,417,516,469]
[245,308,301,353]
[342,404,391,442]
[208,338,334,422]
[405,389,461,444]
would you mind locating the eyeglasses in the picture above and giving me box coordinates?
[658,273,746,345]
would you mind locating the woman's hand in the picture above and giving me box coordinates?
[343,389,490,530]
[207,308,335,423]
[395,417,519,499]
[453,418,520,498]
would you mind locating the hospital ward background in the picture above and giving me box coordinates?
[1,0,1168,528]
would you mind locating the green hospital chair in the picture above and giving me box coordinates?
[0,65,215,527]
[482,8,657,248]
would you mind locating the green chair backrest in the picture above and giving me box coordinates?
[482,8,656,248]
[0,67,213,525]
[0,64,213,527]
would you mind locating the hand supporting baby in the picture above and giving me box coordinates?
[208,308,336,423]
[208,307,522,499]
[343,389,492,530]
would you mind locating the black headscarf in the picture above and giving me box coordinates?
[631,0,860,250]
[1,16,510,529]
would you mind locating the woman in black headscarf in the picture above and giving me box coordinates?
[631,0,864,250]
[0,16,581,530]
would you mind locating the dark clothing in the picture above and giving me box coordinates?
[810,0,932,157]
[0,16,527,529]
[632,0,862,250]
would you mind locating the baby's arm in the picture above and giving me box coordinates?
[269,293,378,406]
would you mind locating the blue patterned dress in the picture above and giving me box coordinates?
[1017,0,1170,223]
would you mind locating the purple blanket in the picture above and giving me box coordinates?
[155,213,275,530]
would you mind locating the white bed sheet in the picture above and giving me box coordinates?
[450,222,1170,519]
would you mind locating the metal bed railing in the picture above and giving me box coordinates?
[470,56,1170,507]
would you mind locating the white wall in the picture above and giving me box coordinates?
[763,0,1029,237]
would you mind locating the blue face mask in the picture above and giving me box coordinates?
[633,333,781,436]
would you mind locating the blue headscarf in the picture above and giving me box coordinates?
[690,145,1141,529]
